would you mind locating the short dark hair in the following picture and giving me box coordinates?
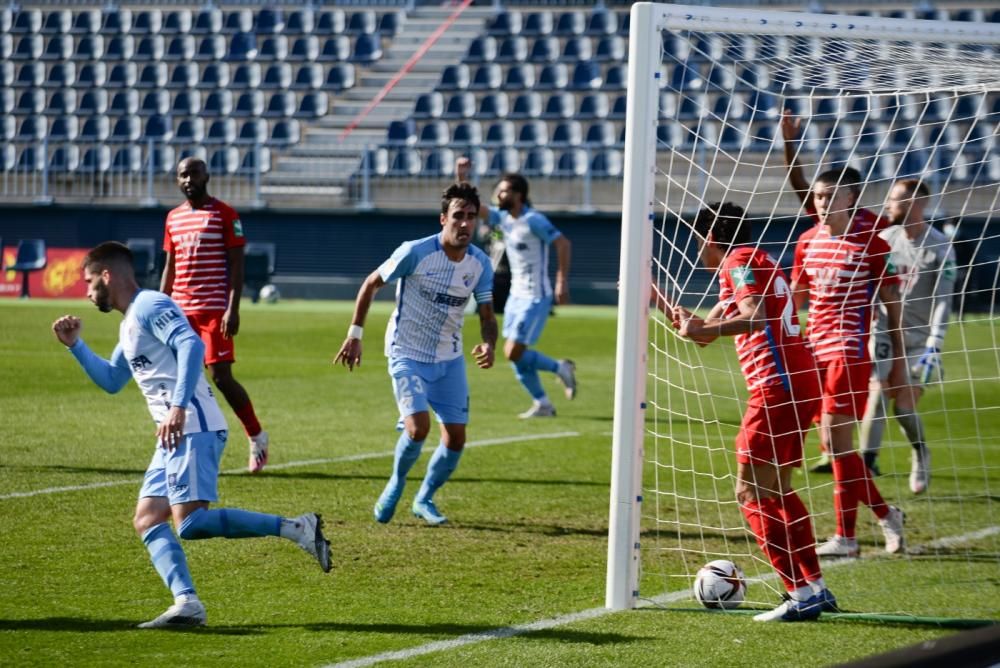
[499,172,530,205]
[814,166,862,203]
[894,178,930,199]
[692,202,750,252]
[441,182,481,215]
[82,241,133,273]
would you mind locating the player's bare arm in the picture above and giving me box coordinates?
[159,252,176,295]
[779,110,810,204]
[222,246,244,339]
[52,315,82,347]
[335,270,385,371]
[674,296,763,346]
[473,303,498,369]
[553,235,572,305]
[879,282,910,397]
[454,156,490,221]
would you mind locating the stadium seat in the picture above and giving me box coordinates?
[521,147,555,176]
[479,93,510,119]
[748,123,777,151]
[76,63,107,89]
[554,148,587,177]
[284,10,315,35]
[288,37,319,63]
[748,91,778,118]
[202,90,234,117]
[422,148,455,177]
[571,61,603,90]
[325,64,356,91]
[168,63,199,90]
[318,36,350,62]
[10,9,41,34]
[5,240,47,298]
[438,64,471,91]
[587,10,618,36]
[412,121,447,149]
[198,63,231,89]
[413,92,444,119]
[487,148,519,176]
[517,120,548,147]
[314,10,345,35]
[48,116,79,142]
[561,37,593,62]
[542,93,575,120]
[41,10,71,35]
[131,10,163,35]
[591,149,623,177]
[470,64,502,91]
[209,147,239,175]
[595,36,626,62]
[718,122,750,151]
[227,32,257,62]
[292,64,322,91]
[109,116,140,143]
[205,118,237,144]
[813,98,841,121]
[231,64,263,89]
[554,12,585,37]
[0,92,14,118]
[176,147,208,164]
[195,35,226,61]
[136,64,167,90]
[578,93,610,120]
[258,36,289,62]
[79,115,110,142]
[263,92,295,118]
[386,118,417,147]
[351,34,382,63]
[134,36,166,62]
[74,35,104,60]
[47,146,79,174]
[173,118,206,144]
[239,146,271,176]
[255,8,284,35]
[466,36,497,63]
[14,62,43,88]
[443,92,475,119]
[144,114,173,142]
[510,92,543,119]
[269,119,300,147]
[551,120,583,147]
[670,63,704,92]
[15,89,44,115]
[295,92,328,119]
[105,35,135,61]
[163,35,195,62]
[11,34,41,61]
[16,146,43,171]
[357,146,388,177]
[261,64,292,90]
[223,10,253,35]
[45,90,76,116]
[16,115,46,142]
[76,145,110,174]
[346,11,377,35]
[109,146,141,174]
[388,148,421,176]
[505,64,536,91]
[497,37,528,63]
[41,35,72,61]
[487,10,521,37]
[172,91,201,116]
[0,144,13,171]
[377,11,403,36]
[139,90,168,117]
[483,121,515,147]
[452,121,482,147]
[585,121,616,147]
[236,119,268,145]
[529,36,559,64]
[536,63,568,90]
[522,12,553,37]
[162,10,193,35]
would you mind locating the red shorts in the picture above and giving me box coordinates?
[735,394,819,467]
[816,356,871,420]
[186,311,235,366]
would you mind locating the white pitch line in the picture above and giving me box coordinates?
[0,431,580,501]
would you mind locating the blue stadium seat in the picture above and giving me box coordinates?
[134,36,165,62]
[209,147,239,175]
[0,144,14,171]
[578,93,609,120]
[0,90,11,116]
[505,64,536,91]
[236,119,268,145]
[470,64,502,91]
[487,10,521,36]
[172,90,201,116]
[438,64,470,91]
[227,32,257,62]
[453,121,482,146]
[264,92,296,118]
[522,147,555,176]
[465,36,497,63]
[554,149,587,177]
[823,123,855,152]
[149,144,176,174]
[41,35,72,61]
[161,35,191,62]
[536,63,568,90]
[41,10,71,35]
[356,146,388,177]
[478,92,510,119]
[44,63,75,88]
[139,90,169,116]
[144,114,173,142]
[195,36,225,61]
[48,116,79,142]
[443,92,475,119]
[551,121,583,147]
[295,92,328,119]
[951,94,984,121]
[510,92,543,120]
[285,10,315,35]
[258,36,289,62]
[595,36,625,62]
[10,9,41,34]
[529,36,559,63]
[288,37,319,62]
[590,149,623,177]
[261,64,292,90]
[292,64,322,90]
[176,147,208,164]
[45,90,76,116]
[198,63,230,89]
[346,11,377,35]
[109,90,139,115]
[110,116,140,142]
[517,120,548,147]
[386,118,417,146]
[49,146,80,174]
[11,34,41,60]
[585,121,616,147]
[16,146,43,171]
[131,10,163,35]
[75,35,104,60]
[497,37,528,63]
[314,10,345,35]
[487,148,519,176]
[718,122,749,151]
[79,115,110,142]
[780,97,806,118]
[748,91,777,118]
[15,89,44,115]
[202,90,234,117]
[162,10,193,35]
[173,118,205,144]
[325,64,356,91]
[105,35,135,61]
[255,8,284,35]
[422,148,455,177]
[239,147,271,175]
[655,123,681,149]
[232,64,262,89]
[724,35,749,61]
[350,34,382,64]
[483,121,515,147]
[136,64,167,90]
[205,118,237,144]
[586,9,617,36]
[169,63,199,90]
[561,37,593,62]
[670,63,704,92]
[813,98,840,121]
[388,148,421,176]
[15,62,44,88]
[417,120,449,147]
[542,93,575,120]
[522,12,553,37]
[79,146,111,173]
[571,61,602,90]
[223,10,253,35]
[413,92,444,119]
[75,62,106,88]
[318,36,350,62]
[554,12,585,37]
[269,119,300,147]
[378,13,405,38]
[749,123,777,151]
[191,8,222,35]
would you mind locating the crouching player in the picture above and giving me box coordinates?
[53,241,331,629]
[669,203,836,621]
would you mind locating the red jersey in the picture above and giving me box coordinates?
[791,221,898,362]
[718,247,817,400]
[805,204,888,233]
[163,198,246,313]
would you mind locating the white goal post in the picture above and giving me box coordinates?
[609,2,1000,611]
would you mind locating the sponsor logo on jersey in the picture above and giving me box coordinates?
[462,272,474,287]
[233,219,244,237]
[130,354,154,371]
[729,266,755,288]
[435,292,467,307]
[154,309,182,331]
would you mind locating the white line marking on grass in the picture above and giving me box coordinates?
[0,431,580,501]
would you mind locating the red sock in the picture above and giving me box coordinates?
[234,402,263,438]
[741,498,802,591]
[855,457,889,519]
[831,455,860,539]
[779,492,823,584]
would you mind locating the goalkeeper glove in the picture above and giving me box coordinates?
[913,345,943,384]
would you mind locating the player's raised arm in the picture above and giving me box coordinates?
[335,269,385,371]
[779,110,811,205]
[455,156,490,222]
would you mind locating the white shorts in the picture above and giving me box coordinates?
[870,334,928,386]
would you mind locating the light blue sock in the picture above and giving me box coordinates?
[415,444,463,503]
[177,507,282,540]
[142,522,196,598]
[523,349,559,374]
[389,433,424,489]
[513,355,547,400]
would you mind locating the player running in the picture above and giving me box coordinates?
[860,179,956,493]
[670,202,837,622]
[53,242,330,629]
[455,157,577,419]
[161,157,271,474]
[335,183,497,526]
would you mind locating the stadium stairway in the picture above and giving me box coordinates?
[261,5,493,206]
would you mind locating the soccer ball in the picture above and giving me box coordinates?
[693,559,746,610]
[259,284,280,304]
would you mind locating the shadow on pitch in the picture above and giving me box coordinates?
[244,471,606,488]
[290,621,648,644]
[0,618,257,635]
[1,464,144,476]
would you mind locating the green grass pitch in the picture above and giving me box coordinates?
[1,299,996,667]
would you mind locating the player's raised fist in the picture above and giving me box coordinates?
[455,156,472,183]
[779,109,801,141]
[52,315,82,347]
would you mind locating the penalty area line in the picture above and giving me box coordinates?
[0,431,580,501]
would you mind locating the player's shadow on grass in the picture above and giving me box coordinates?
[292,621,647,644]
[1,464,145,475]
[241,471,606,488]
[0,618,257,635]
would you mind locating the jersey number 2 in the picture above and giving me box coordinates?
[773,275,801,337]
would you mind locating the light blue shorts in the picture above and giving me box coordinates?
[389,356,469,425]
[502,295,553,346]
[139,430,228,505]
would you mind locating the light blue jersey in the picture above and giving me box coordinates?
[488,205,562,300]
[379,233,494,364]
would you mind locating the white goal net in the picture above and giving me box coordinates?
[610,3,1000,622]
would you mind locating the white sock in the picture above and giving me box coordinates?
[808,578,827,594]
[537,398,553,408]
[279,516,302,540]
[790,586,813,602]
